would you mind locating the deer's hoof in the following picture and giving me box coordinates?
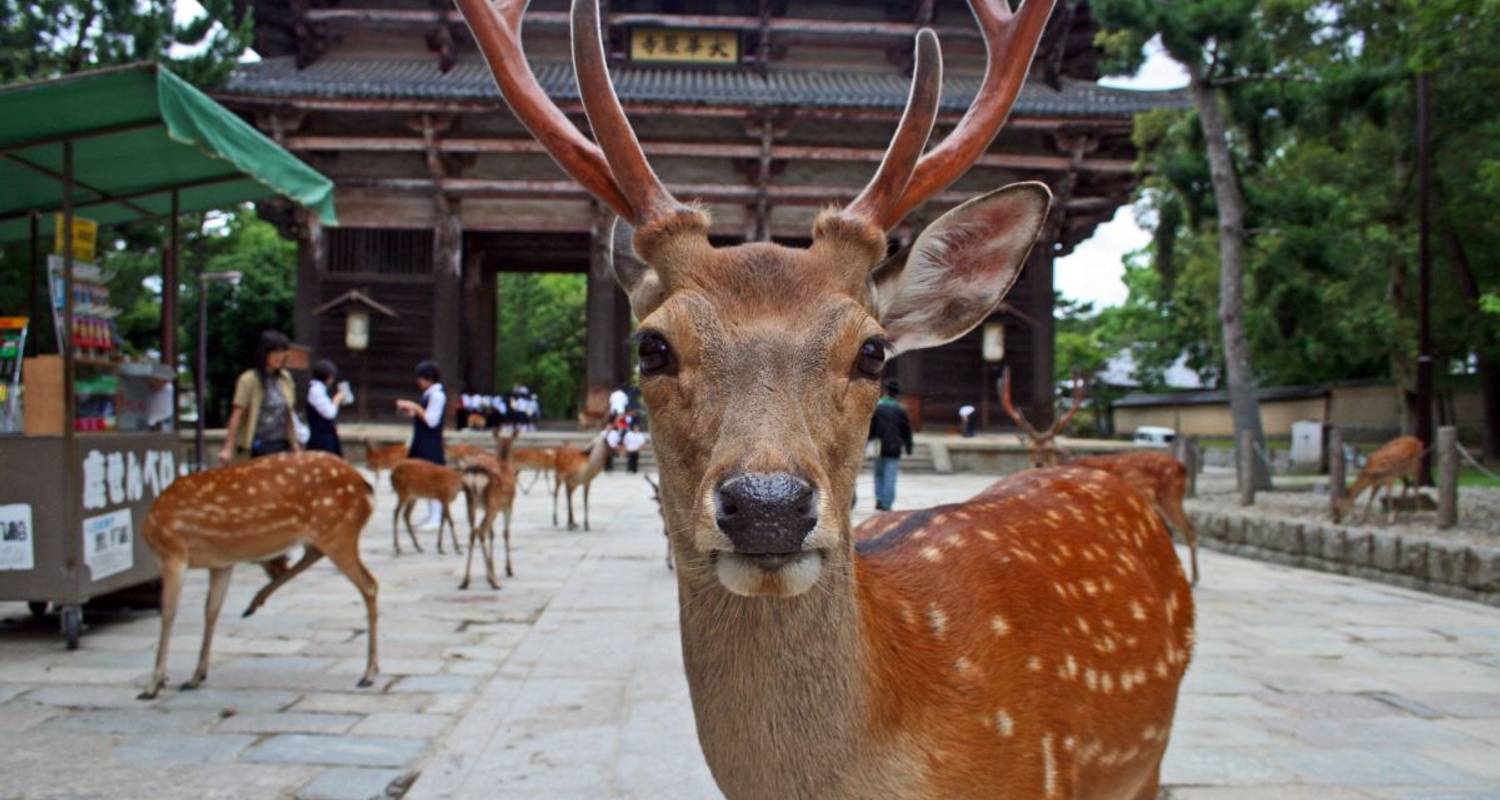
[241,605,257,618]
[458,581,469,591]
[356,677,374,688]
[179,680,202,691]
[136,687,161,701]
[505,567,514,578]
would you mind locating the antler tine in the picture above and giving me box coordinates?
[572,0,685,226]
[453,0,633,218]
[1051,368,1084,435]
[885,0,1057,226]
[1000,366,1042,439]
[846,29,943,230]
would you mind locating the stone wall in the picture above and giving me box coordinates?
[1189,507,1500,608]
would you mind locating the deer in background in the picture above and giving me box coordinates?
[496,427,557,494]
[139,452,379,699]
[644,473,672,570]
[1000,365,1083,467]
[1333,434,1424,524]
[552,432,609,531]
[453,0,1193,796]
[390,459,464,555]
[459,432,520,589]
[364,440,407,485]
[1000,370,1200,585]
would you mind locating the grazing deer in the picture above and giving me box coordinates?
[1332,435,1424,524]
[552,432,609,531]
[644,473,672,569]
[389,459,464,555]
[364,440,407,485]
[1059,451,1199,586]
[1001,366,1084,467]
[453,0,1192,796]
[139,452,378,699]
[458,447,519,590]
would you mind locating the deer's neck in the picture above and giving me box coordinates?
[676,548,899,798]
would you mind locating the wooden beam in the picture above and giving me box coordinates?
[282,134,1138,173]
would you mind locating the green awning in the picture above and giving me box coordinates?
[0,63,336,245]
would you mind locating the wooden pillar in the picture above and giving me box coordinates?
[1437,426,1458,529]
[432,203,463,392]
[462,251,497,394]
[586,213,630,402]
[1328,428,1346,507]
[293,211,324,351]
[1239,429,1257,507]
[1026,247,1056,430]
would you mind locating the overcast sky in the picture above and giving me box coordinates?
[1054,44,1188,310]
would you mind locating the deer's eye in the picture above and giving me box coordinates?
[637,331,674,376]
[855,337,887,380]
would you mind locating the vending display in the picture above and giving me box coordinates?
[47,255,120,361]
[0,317,27,434]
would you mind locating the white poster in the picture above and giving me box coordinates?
[0,503,34,571]
[82,509,132,581]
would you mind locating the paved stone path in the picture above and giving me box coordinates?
[2,470,1497,799]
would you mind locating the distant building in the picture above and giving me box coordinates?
[218,0,1186,425]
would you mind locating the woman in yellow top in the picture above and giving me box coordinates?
[217,330,301,464]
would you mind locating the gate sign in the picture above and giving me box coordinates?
[630,28,739,64]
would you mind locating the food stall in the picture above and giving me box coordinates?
[0,64,336,647]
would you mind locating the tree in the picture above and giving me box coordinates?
[495,273,588,420]
[1091,0,1320,488]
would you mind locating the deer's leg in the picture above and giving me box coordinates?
[552,477,562,527]
[481,512,500,589]
[459,518,478,590]
[502,509,513,578]
[1361,485,1379,522]
[140,556,185,700]
[446,503,462,555]
[583,481,592,532]
[1158,502,1199,587]
[1386,480,1398,524]
[243,547,324,618]
[184,565,234,689]
[566,484,578,531]
[402,501,424,553]
[325,541,379,687]
[392,499,402,554]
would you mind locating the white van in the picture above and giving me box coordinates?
[1132,426,1177,446]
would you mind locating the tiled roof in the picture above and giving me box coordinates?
[225,57,1189,117]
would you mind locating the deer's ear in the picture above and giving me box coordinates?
[872,182,1050,354]
[610,218,667,318]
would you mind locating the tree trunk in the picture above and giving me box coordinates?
[1184,60,1272,490]
[1442,222,1500,461]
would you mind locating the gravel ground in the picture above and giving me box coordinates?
[1190,466,1500,548]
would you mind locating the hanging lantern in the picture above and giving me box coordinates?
[345,309,370,352]
[982,322,1005,363]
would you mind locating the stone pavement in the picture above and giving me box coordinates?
[2,470,1499,799]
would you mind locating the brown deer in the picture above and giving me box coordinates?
[389,459,464,555]
[458,447,519,590]
[364,440,407,485]
[1000,365,1084,467]
[453,0,1192,796]
[1333,434,1424,524]
[1057,451,1199,586]
[139,452,378,698]
[494,427,556,494]
[552,432,609,530]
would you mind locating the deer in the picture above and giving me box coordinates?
[552,431,609,531]
[452,0,1193,796]
[1000,365,1084,468]
[494,427,556,494]
[644,473,672,570]
[458,444,519,590]
[1332,434,1425,524]
[389,459,464,555]
[364,440,407,485]
[139,452,379,699]
[1000,374,1199,585]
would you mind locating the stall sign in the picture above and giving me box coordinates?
[630,28,738,64]
[80,446,176,510]
[82,509,132,580]
[0,503,35,571]
[53,214,98,263]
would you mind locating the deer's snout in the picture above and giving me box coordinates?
[714,472,818,554]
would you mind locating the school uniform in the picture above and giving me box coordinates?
[306,381,342,456]
[411,383,447,465]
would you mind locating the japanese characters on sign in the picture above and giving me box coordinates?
[0,503,34,572]
[629,28,739,64]
[80,446,176,511]
[83,509,132,580]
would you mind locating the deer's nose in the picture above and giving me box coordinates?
[714,472,818,554]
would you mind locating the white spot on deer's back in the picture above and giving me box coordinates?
[990,615,1010,636]
[921,547,943,562]
[1041,734,1058,798]
[926,604,948,636]
[994,709,1015,737]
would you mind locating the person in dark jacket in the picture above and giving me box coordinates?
[396,359,448,528]
[868,380,914,511]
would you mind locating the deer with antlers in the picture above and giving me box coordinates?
[453,0,1192,796]
[1332,434,1424,524]
[1000,370,1199,584]
[1001,365,1084,467]
[139,452,378,699]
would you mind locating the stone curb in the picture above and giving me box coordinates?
[1188,507,1500,608]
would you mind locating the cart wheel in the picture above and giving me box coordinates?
[60,606,82,650]
[27,601,49,619]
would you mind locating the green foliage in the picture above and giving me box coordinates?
[0,0,251,86]
[495,273,588,420]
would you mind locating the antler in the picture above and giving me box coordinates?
[853,0,1057,231]
[999,366,1042,439]
[453,0,683,226]
[1053,369,1085,434]
[843,29,943,228]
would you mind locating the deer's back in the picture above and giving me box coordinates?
[391,459,462,498]
[1067,451,1187,507]
[852,467,1193,798]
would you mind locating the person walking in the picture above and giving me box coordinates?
[623,421,648,474]
[867,380,913,511]
[396,360,448,528]
[218,330,301,465]
[305,359,348,456]
[959,403,977,437]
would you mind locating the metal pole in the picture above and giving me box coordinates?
[1416,63,1435,485]
[195,276,207,469]
[27,213,39,356]
[1437,426,1458,529]
[62,140,76,438]
[165,190,180,433]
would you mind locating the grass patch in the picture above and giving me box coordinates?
[1459,467,1500,488]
